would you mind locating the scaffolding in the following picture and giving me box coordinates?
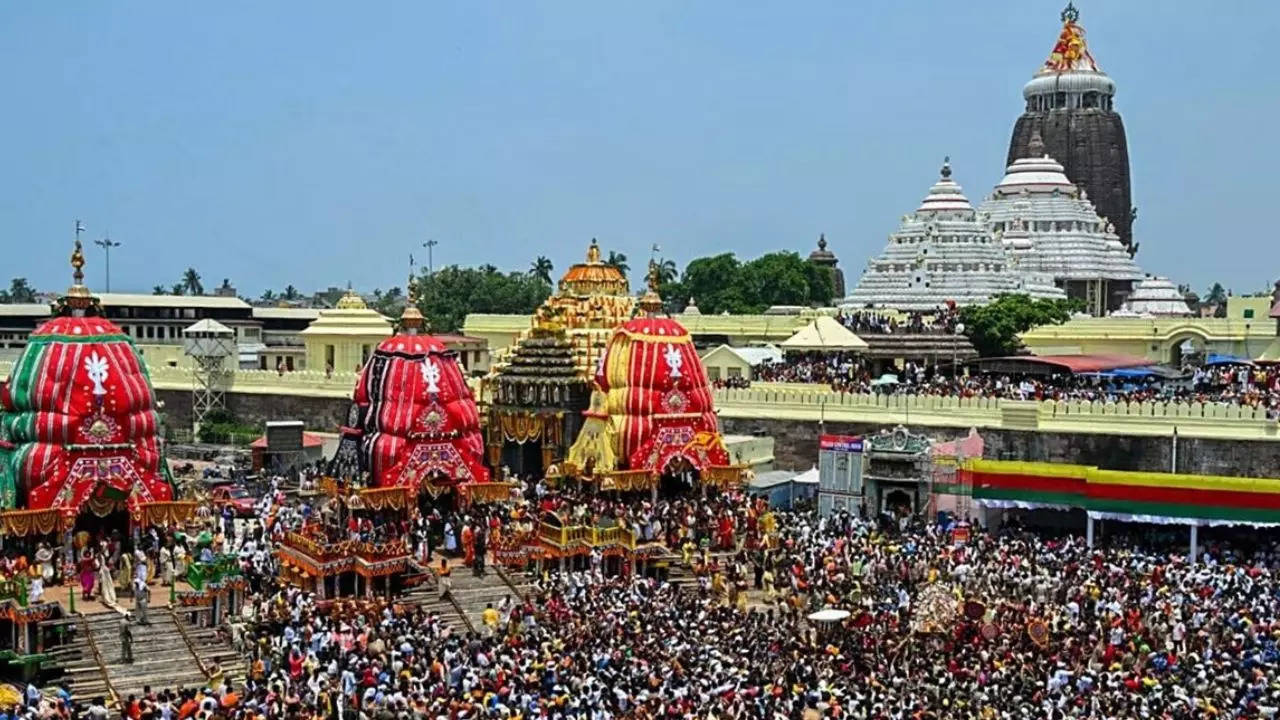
[183,320,236,435]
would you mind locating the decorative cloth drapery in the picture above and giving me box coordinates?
[343,332,489,489]
[702,465,750,489]
[0,508,68,537]
[492,410,564,445]
[462,481,518,505]
[133,501,197,528]
[355,486,412,511]
[566,388,618,474]
[596,316,718,464]
[966,459,1280,525]
[0,315,174,515]
[598,470,657,493]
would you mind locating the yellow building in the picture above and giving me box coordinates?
[299,290,393,373]
[1021,295,1277,365]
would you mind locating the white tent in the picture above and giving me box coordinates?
[780,315,869,352]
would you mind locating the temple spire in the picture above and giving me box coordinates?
[637,259,664,315]
[399,253,426,334]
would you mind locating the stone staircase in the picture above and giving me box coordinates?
[399,565,534,634]
[47,609,242,706]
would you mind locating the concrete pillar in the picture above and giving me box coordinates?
[1189,524,1199,564]
[1086,515,1095,549]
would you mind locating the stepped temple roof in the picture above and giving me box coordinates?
[977,144,1143,283]
[1115,276,1194,317]
[842,159,1066,311]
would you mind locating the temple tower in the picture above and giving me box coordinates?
[1006,3,1137,256]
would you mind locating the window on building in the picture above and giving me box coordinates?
[286,356,295,371]
[727,367,742,379]
[1244,308,1255,319]
[707,367,721,381]
[361,344,372,365]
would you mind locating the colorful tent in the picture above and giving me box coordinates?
[341,292,489,494]
[0,241,173,518]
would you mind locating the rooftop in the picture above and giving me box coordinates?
[97,293,253,310]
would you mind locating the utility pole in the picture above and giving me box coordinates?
[423,239,439,274]
[94,234,122,292]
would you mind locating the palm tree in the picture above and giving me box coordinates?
[7,278,35,303]
[606,251,629,277]
[170,283,186,296]
[654,258,677,285]
[181,267,203,295]
[152,285,167,296]
[283,285,300,301]
[529,256,554,284]
[260,289,276,303]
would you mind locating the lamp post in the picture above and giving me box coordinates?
[422,239,439,275]
[953,322,966,377]
[94,235,122,291]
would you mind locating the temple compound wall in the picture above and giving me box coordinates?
[719,416,1280,478]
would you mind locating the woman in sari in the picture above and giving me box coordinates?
[78,548,97,600]
[97,552,117,605]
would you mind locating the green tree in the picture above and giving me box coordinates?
[679,254,751,314]
[373,286,404,317]
[282,285,300,301]
[605,251,629,278]
[416,265,551,332]
[5,278,36,303]
[653,258,678,285]
[170,283,186,296]
[737,252,821,310]
[181,267,203,295]
[802,261,834,307]
[1203,282,1228,318]
[958,294,1082,357]
[529,256,554,285]
[152,285,167,296]
[260,289,276,303]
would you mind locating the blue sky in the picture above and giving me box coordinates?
[3,1,1275,298]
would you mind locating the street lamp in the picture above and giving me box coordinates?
[94,235,122,292]
[953,322,966,377]
[422,239,439,275]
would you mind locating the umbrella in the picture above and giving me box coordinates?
[870,373,900,387]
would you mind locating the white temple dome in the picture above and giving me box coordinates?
[1115,276,1193,317]
[841,160,1067,312]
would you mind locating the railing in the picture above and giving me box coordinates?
[536,521,637,549]
[712,385,1280,440]
[77,615,120,710]
[6,358,1278,440]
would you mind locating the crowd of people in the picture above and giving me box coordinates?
[14,472,1280,718]
[744,353,1280,417]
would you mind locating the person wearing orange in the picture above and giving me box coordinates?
[461,522,475,566]
[437,557,453,600]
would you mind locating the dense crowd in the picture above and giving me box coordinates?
[837,308,961,336]
[747,355,1280,416]
[16,476,1280,718]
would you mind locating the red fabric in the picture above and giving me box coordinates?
[351,333,489,488]
[9,314,172,512]
[596,316,723,472]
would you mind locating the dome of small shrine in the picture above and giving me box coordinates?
[0,240,173,515]
[558,239,630,297]
[1114,276,1194,317]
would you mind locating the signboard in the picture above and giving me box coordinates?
[819,434,863,453]
[817,434,864,517]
